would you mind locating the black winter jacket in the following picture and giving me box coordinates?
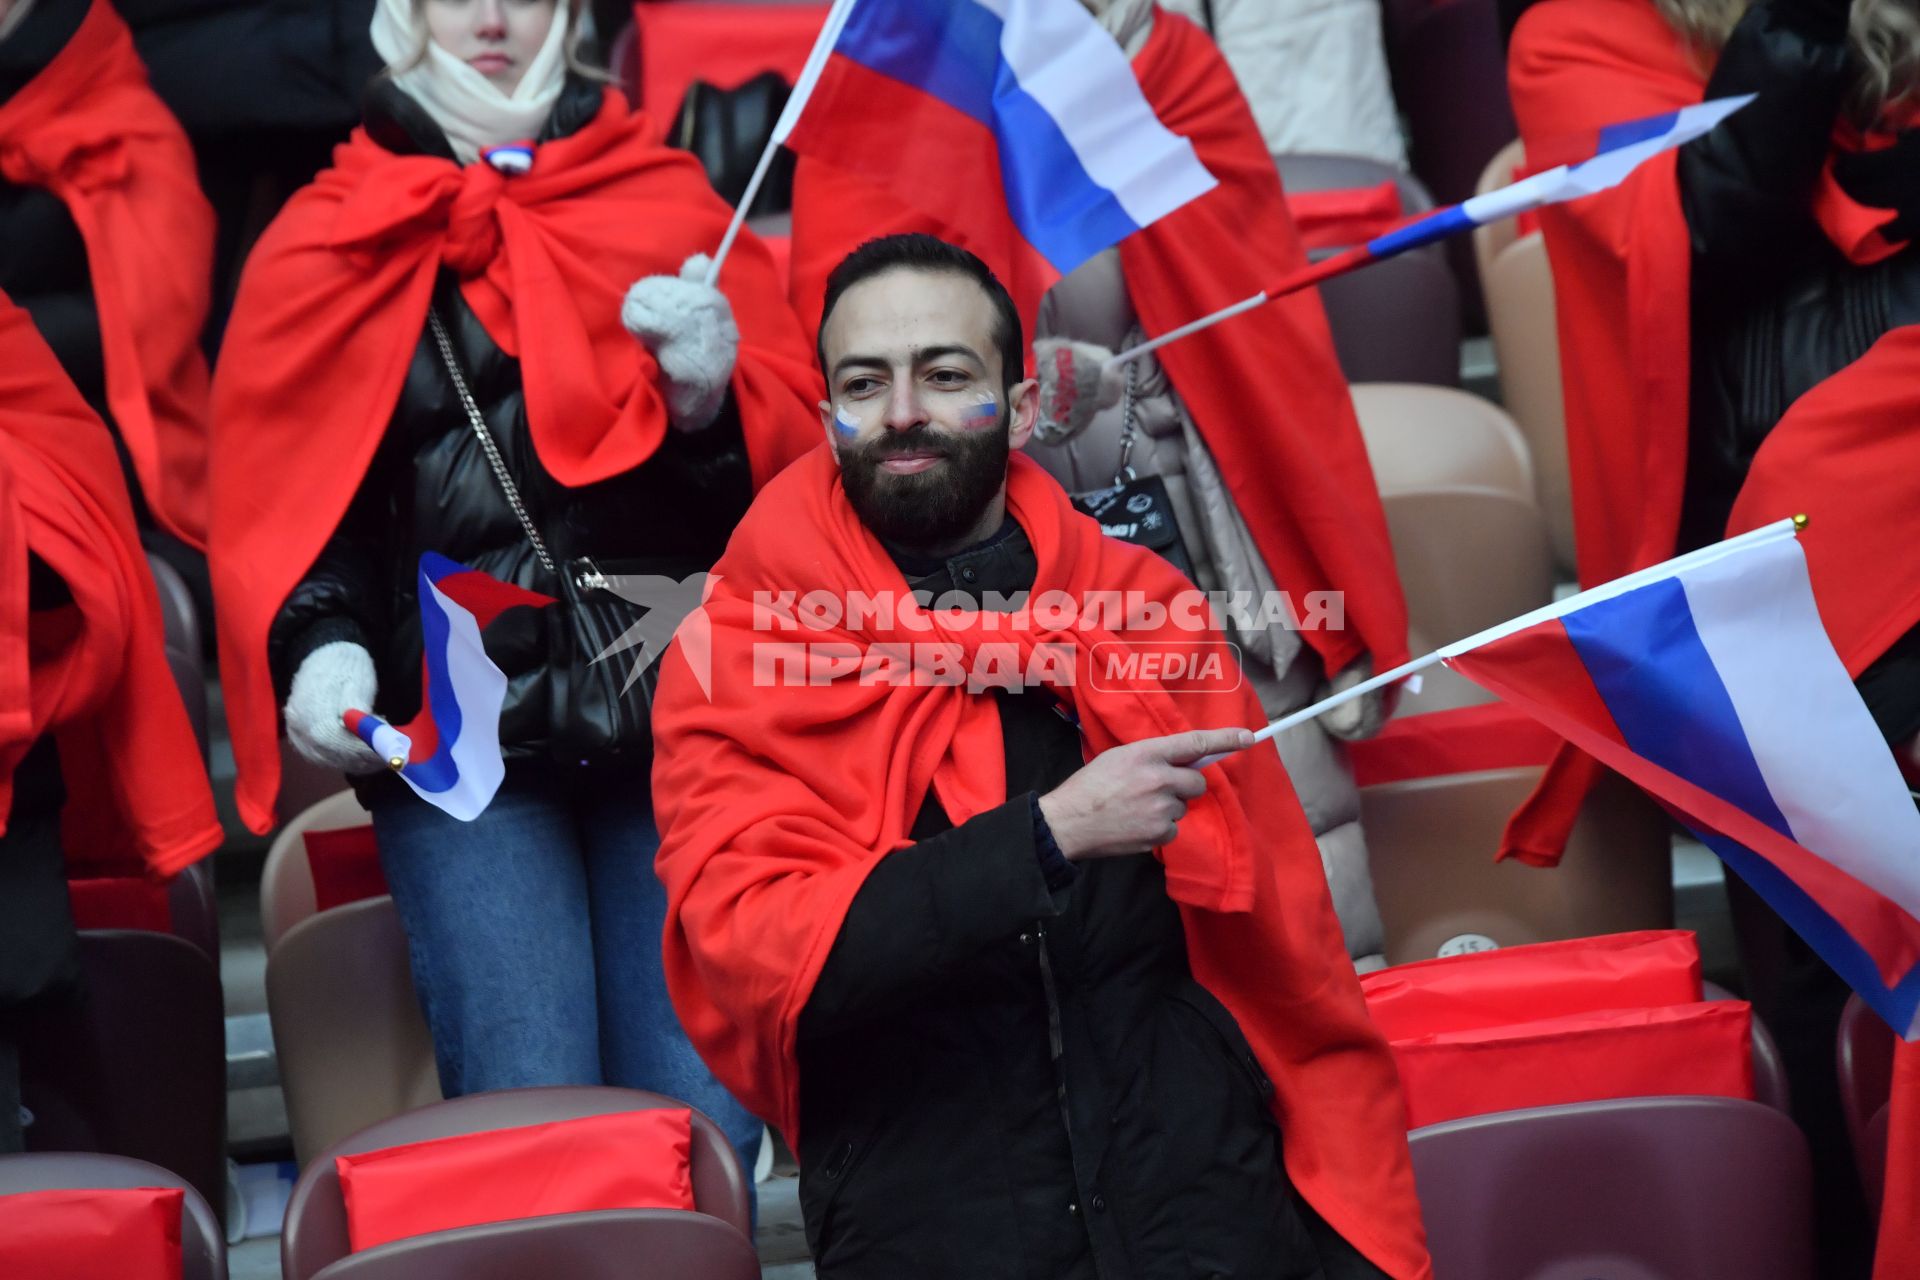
[268,77,754,762]
[1672,0,1920,740]
[793,522,1388,1280]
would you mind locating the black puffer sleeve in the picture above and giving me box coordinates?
[266,446,395,702]
[1676,0,1852,278]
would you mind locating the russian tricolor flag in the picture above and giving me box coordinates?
[1440,521,1920,1039]
[345,554,551,822]
[779,0,1217,281]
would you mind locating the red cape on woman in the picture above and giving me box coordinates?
[209,92,823,833]
[1506,0,1920,866]
[787,11,1408,681]
[652,448,1433,1280]
[0,293,219,880]
[0,0,214,547]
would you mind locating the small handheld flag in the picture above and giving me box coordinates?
[365,554,553,822]
[1213,517,1920,1040]
[1111,95,1755,368]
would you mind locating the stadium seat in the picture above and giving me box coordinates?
[300,1210,759,1280]
[16,931,227,1224]
[1837,994,1896,1199]
[0,1152,226,1280]
[1703,980,1791,1115]
[1409,1096,1814,1280]
[148,553,207,758]
[280,1086,752,1280]
[1861,1102,1891,1222]
[1474,143,1576,576]
[1349,383,1555,648]
[1273,155,1461,386]
[261,790,375,953]
[1362,766,1673,965]
[266,897,440,1167]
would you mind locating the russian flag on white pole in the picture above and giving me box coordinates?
[342,553,552,822]
[1112,94,1756,367]
[707,0,1219,285]
[1264,520,1920,1039]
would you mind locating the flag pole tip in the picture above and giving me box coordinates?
[1792,512,1810,531]
[388,757,406,771]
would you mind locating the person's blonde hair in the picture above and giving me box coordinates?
[1652,0,1920,126]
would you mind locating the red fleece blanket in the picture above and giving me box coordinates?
[0,0,214,547]
[1504,0,1920,867]
[787,11,1408,681]
[0,294,218,879]
[209,91,823,833]
[651,448,1432,1279]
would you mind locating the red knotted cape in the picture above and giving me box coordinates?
[1504,0,1920,865]
[651,448,1432,1280]
[0,292,219,880]
[0,0,214,548]
[210,91,823,834]
[787,11,1408,680]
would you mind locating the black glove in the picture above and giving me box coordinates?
[1833,130,1920,243]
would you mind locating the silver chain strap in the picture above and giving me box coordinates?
[426,309,558,577]
[1112,346,1141,485]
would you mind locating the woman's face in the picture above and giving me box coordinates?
[422,0,557,92]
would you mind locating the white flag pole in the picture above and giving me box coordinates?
[703,0,862,287]
[1195,516,1805,765]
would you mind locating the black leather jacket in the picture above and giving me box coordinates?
[267,77,754,762]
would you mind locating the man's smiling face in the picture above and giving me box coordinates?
[818,267,1037,552]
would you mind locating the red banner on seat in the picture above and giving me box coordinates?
[302,825,389,914]
[1286,181,1404,252]
[336,1108,696,1253]
[0,1187,183,1280]
[66,877,173,933]
[1362,931,1753,1127]
[632,2,829,125]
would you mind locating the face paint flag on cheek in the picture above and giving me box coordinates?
[834,405,861,437]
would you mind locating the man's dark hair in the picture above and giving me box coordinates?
[816,234,1025,392]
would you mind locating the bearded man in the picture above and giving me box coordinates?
[647,233,1431,1280]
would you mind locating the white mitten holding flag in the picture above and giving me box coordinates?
[622,253,740,433]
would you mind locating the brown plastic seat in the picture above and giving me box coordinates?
[260,789,374,953]
[307,1209,759,1280]
[281,1086,753,1280]
[1409,1095,1814,1280]
[1861,1101,1890,1221]
[1837,993,1896,1197]
[166,857,220,963]
[1362,766,1673,965]
[147,553,208,757]
[1273,154,1461,387]
[1471,144,1576,576]
[1702,980,1792,1115]
[16,931,227,1224]
[1350,383,1555,648]
[0,1151,227,1280]
[266,896,440,1167]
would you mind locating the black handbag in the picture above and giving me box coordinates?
[428,310,674,760]
[1066,354,1198,582]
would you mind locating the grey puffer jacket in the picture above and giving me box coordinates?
[1027,246,1388,970]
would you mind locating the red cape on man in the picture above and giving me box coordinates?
[0,0,215,547]
[787,11,1408,680]
[0,293,219,880]
[1505,0,1920,867]
[652,448,1433,1280]
[210,92,823,834]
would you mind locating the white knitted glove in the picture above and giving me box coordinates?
[284,641,384,773]
[621,253,739,434]
[1315,656,1389,742]
[1033,338,1125,444]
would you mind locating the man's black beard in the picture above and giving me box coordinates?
[838,415,1011,551]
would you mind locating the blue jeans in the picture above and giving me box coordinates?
[366,763,764,1188]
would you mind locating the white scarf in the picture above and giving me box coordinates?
[0,0,41,47]
[369,0,571,166]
